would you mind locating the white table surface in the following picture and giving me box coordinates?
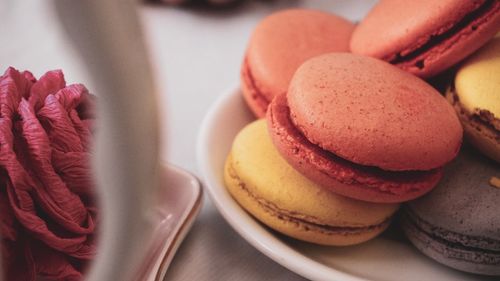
[2,1,377,280]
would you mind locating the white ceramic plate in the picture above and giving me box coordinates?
[197,87,496,281]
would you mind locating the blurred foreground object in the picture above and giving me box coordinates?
[53,0,160,280]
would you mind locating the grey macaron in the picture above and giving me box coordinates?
[401,146,500,276]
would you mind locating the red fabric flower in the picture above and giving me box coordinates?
[0,67,97,280]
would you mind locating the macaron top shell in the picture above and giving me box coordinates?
[230,119,399,227]
[350,0,500,77]
[246,9,354,101]
[407,147,500,244]
[288,53,463,171]
[455,36,500,118]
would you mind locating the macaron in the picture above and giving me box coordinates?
[446,35,500,163]
[350,0,500,78]
[401,146,500,276]
[267,53,463,203]
[224,119,399,246]
[241,9,355,117]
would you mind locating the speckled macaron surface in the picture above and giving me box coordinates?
[401,147,500,275]
[224,119,399,245]
[287,53,462,171]
[350,0,500,78]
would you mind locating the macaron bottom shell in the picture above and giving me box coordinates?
[224,120,399,246]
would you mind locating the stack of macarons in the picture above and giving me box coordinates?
[225,3,500,276]
[224,119,399,246]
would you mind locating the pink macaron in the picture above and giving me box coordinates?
[241,9,355,117]
[350,0,500,78]
[267,53,463,203]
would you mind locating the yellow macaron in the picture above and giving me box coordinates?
[224,119,399,246]
[447,36,500,162]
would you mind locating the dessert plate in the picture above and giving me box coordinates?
[197,87,496,281]
[137,164,203,281]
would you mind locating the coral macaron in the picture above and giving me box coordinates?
[267,53,463,203]
[241,9,354,117]
[350,0,500,78]
[224,120,399,245]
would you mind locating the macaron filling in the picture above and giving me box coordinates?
[268,94,442,196]
[402,208,500,265]
[446,85,499,143]
[387,0,500,71]
[226,159,391,235]
[241,56,272,115]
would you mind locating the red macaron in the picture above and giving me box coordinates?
[350,0,500,78]
[241,9,355,117]
[267,53,463,203]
